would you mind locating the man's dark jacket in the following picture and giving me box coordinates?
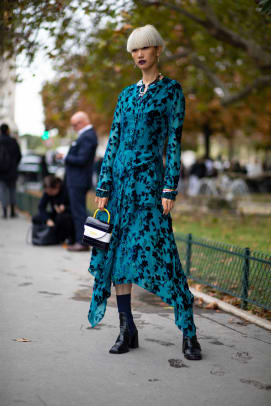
[0,133,22,184]
[65,127,97,189]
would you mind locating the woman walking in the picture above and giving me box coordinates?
[88,25,201,360]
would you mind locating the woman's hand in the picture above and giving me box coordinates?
[162,198,175,215]
[55,153,64,160]
[95,196,109,210]
[54,204,65,214]
[58,204,65,213]
[46,219,55,227]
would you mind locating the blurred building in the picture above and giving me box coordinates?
[0,56,17,133]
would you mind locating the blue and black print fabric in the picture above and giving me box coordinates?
[88,77,196,337]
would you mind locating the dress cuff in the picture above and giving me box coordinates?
[162,190,178,200]
[96,188,110,198]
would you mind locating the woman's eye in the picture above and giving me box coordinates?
[143,47,149,50]
[132,49,138,53]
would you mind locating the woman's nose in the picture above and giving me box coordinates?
[138,49,143,57]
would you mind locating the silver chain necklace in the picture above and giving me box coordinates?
[139,73,162,97]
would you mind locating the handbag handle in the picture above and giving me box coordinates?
[93,208,111,224]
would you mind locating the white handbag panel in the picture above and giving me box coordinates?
[84,225,111,243]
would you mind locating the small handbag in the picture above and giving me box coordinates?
[82,208,113,250]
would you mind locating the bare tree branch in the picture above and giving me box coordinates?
[190,53,271,105]
[162,49,190,61]
[136,0,271,68]
[189,53,230,99]
[162,48,229,94]
[163,47,271,105]
[136,0,271,105]
[222,74,271,105]
[196,0,271,68]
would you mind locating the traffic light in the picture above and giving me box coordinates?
[41,130,50,140]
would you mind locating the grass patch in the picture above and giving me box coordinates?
[172,211,271,254]
[190,282,271,321]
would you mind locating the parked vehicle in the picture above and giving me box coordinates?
[18,153,62,184]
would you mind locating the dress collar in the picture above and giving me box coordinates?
[136,76,164,88]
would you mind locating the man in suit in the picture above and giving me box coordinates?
[64,111,97,252]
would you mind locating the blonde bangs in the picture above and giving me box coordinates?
[127,25,165,53]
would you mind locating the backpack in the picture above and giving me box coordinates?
[0,142,12,173]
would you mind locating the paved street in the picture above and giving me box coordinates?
[1,215,271,406]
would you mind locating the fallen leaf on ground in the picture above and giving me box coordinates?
[205,302,219,310]
[192,284,203,291]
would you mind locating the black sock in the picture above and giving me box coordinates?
[116,294,136,334]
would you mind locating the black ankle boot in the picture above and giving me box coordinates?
[109,312,139,354]
[183,335,202,360]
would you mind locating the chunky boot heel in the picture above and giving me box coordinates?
[129,329,139,349]
[183,335,202,360]
[109,313,139,354]
[109,312,130,354]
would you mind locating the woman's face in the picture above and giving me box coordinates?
[45,186,60,196]
[131,46,161,71]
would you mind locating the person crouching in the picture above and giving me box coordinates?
[32,175,75,245]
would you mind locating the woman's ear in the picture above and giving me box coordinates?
[156,45,162,57]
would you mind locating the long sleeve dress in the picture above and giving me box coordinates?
[88,77,196,338]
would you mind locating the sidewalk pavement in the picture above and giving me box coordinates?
[1,215,271,406]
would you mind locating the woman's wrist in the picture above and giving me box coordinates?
[162,189,178,200]
[96,187,110,198]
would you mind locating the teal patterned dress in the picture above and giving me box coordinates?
[88,76,196,338]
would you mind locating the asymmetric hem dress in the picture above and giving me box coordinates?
[88,76,196,338]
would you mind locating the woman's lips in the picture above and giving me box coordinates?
[138,60,146,65]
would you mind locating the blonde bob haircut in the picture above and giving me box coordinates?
[127,24,165,53]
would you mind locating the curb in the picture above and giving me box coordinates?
[190,287,271,332]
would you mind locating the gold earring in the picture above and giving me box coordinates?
[157,55,160,63]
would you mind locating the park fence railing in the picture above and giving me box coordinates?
[176,233,271,311]
[16,191,40,217]
[16,191,271,311]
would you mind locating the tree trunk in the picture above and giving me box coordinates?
[228,137,235,161]
[202,122,212,158]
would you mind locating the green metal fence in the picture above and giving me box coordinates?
[16,191,271,311]
[176,233,271,311]
[16,191,40,216]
